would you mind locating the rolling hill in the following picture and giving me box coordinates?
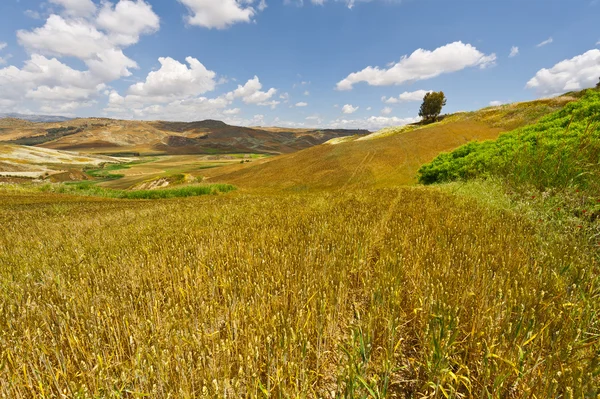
[0,118,368,156]
[202,95,578,190]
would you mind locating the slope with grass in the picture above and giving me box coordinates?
[0,144,123,180]
[418,89,600,195]
[202,95,576,190]
[0,117,368,156]
[205,95,577,190]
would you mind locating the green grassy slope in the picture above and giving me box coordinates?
[418,90,600,195]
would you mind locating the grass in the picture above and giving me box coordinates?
[418,89,600,197]
[0,187,598,397]
[202,120,505,190]
[0,92,597,398]
[84,163,131,181]
[39,181,237,199]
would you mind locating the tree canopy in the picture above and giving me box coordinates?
[419,91,447,123]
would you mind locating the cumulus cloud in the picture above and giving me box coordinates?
[489,100,504,106]
[3,0,161,113]
[105,73,279,120]
[536,37,553,48]
[526,49,600,95]
[0,43,6,51]
[48,0,97,17]
[382,89,431,104]
[381,107,392,115]
[178,0,262,29]
[342,104,358,114]
[328,115,420,130]
[96,0,160,46]
[295,102,308,107]
[336,41,496,90]
[0,54,105,112]
[509,46,519,58]
[225,76,277,105]
[127,57,216,101]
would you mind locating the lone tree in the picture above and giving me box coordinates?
[419,91,447,123]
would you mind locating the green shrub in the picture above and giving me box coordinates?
[418,90,600,194]
[43,182,236,199]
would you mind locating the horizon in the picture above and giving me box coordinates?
[0,0,599,130]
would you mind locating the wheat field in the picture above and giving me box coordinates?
[0,187,597,398]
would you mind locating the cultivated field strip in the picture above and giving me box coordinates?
[0,188,598,398]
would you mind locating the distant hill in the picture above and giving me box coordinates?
[0,118,369,156]
[0,113,71,123]
[202,94,579,190]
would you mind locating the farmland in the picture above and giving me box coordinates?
[0,91,598,398]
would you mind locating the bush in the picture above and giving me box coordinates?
[418,90,600,195]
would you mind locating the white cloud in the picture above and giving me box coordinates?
[336,41,496,90]
[127,57,216,100]
[178,0,261,29]
[225,76,277,104]
[328,115,420,130]
[25,10,42,20]
[105,72,279,120]
[17,15,111,59]
[259,100,280,109]
[342,104,358,114]
[0,43,6,65]
[489,100,504,106]
[509,46,519,58]
[382,89,431,104]
[48,0,97,17]
[381,107,392,115]
[526,49,600,95]
[287,0,373,8]
[536,37,553,48]
[0,55,105,111]
[96,0,160,46]
[295,102,308,107]
[366,106,372,111]
[105,93,230,121]
[2,0,160,114]
[304,90,310,96]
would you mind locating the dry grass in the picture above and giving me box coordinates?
[0,187,597,398]
[203,121,503,190]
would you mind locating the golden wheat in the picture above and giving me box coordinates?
[0,187,598,398]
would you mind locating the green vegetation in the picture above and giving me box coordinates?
[418,89,600,196]
[419,91,447,123]
[84,163,131,181]
[7,126,83,146]
[40,181,236,199]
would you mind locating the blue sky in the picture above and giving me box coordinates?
[0,0,599,129]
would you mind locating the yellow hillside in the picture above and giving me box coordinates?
[202,95,576,190]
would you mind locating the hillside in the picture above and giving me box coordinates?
[0,118,368,156]
[0,144,122,180]
[202,95,577,190]
[419,89,600,191]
